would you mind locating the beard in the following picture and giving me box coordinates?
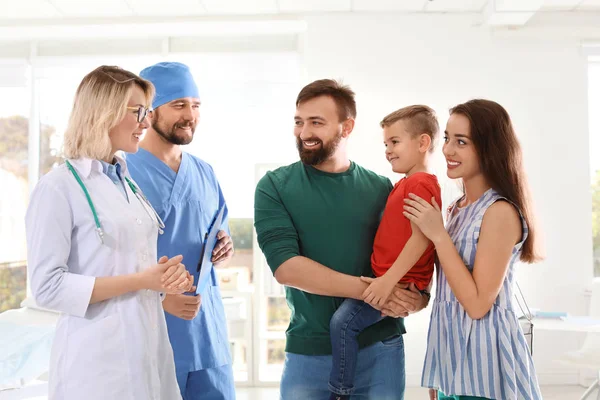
[296,130,343,166]
[152,109,196,145]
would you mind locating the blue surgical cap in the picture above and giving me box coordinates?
[140,62,200,110]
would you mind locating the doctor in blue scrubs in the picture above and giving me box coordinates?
[127,62,235,400]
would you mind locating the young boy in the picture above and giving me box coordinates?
[328,105,442,400]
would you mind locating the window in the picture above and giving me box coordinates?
[0,85,29,313]
[224,218,254,287]
[37,57,156,161]
[221,218,253,383]
[178,53,300,384]
[252,163,290,382]
[589,60,600,277]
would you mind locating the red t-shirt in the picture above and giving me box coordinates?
[371,172,442,291]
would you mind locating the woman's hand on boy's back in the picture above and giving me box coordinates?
[403,193,446,245]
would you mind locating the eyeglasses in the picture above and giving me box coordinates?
[126,106,150,123]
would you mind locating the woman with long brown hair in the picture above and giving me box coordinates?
[403,99,542,400]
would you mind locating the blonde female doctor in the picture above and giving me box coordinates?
[25,66,192,400]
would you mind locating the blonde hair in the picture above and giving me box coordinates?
[63,65,154,160]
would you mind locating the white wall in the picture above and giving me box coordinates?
[300,13,594,386]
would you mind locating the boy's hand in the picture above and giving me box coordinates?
[361,276,397,307]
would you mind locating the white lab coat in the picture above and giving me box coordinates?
[25,157,182,400]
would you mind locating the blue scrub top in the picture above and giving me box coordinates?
[127,148,232,372]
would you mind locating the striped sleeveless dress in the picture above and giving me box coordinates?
[421,189,542,400]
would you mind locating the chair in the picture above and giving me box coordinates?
[556,280,600,400]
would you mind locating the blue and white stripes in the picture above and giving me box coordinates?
[421,189,542,400]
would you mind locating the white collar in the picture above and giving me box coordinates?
[67,153,128,179]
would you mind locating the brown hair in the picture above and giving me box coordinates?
[380,105,439,152]
[296,79,356,122]
[450,99,542,263]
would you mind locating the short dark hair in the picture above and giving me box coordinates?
[380,105,439,152]
[296,79,356,122]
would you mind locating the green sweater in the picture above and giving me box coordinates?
[254,161,406,355]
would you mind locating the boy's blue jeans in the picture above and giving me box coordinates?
[328,298,387,395]
[280,330,406,400]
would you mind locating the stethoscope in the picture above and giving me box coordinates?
[65,160,166,244]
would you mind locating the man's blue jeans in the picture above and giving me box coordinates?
[280,331,406,400]
[328,298,387,395]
